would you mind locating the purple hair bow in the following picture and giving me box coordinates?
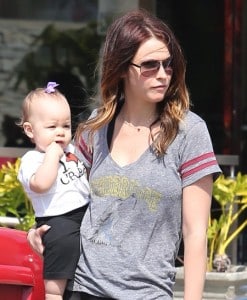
[45,82,59,93]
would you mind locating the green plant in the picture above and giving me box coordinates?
[207,173,247,271]
[0,159,35,231]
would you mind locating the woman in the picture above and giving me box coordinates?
[28,9,221,300]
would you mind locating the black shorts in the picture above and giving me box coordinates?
[63,291,115,300]
[36,205,88,280]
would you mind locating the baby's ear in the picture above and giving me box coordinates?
[23,122,34,139]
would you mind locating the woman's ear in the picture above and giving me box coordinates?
[23,122,34,139]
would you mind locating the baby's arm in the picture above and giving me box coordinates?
[29,142,64,193]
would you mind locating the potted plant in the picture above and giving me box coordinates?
[0,159,35,231]
[207,172,247,272]
[174,173,247,300]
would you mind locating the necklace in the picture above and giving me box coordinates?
[123,120,141,131]
[122,115,159,132]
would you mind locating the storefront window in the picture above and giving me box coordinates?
[0,0,97,22]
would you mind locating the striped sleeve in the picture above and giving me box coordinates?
[180,152,218,180]
[179,118,221,187]
[75,135,93,169]
[74,109,98,168]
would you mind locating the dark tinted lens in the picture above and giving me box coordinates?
[162,58,173,76]
[162,58,172,69]
[140,60,160,77]
[141,60,160,69]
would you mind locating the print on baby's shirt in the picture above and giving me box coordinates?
[59,152,86,185]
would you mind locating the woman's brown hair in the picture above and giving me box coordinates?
[75,9,190,156]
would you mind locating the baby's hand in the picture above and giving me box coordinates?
[46,142,64,159]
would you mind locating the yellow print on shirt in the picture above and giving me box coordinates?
[91,175,162,211]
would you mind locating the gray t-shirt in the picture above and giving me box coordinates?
[70,110,221,299]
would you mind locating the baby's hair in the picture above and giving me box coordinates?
[17,87,67,128]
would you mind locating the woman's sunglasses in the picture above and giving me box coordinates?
[130,57,173,77]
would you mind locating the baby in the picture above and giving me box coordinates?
[18,82,90,300]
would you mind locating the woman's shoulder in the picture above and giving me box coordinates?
[179,110,206,132]
[89,108,99,118]
[184,110,205,123]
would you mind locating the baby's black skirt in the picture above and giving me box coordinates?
[36,205,88,280]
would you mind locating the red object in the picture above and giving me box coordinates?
[0,157,16,168]
[0,227,44,299]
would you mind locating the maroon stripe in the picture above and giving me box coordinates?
[181,160,218,179]
[78,138,92,164]
[180,152,215,171]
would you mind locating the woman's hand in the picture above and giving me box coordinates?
[27,225,51,256]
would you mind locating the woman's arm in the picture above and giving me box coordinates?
[27,225,51,256]
[182,174,213,300]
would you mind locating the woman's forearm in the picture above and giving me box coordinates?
[183,233,207,300]
[27,225,51,256]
